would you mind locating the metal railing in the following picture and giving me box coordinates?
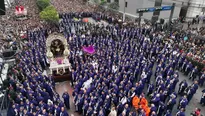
[0,65,14,116]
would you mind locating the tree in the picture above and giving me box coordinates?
[36,0,50,11]
[40,6,59,24]
[100,0,107,5]
[108,2,119,10]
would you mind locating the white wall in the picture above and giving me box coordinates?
[142,0,182,20]
[119,0,143,17]
[186,0,205,18]
[141,0,156,19]
[186,7,202,18]
[159,0,182,20]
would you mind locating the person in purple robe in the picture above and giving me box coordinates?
[62,91,70,109]
[60,107,69,116]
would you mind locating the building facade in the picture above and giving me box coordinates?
[186,0,205,18]
[108,0,205,21]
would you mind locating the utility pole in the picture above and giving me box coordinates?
[168,3,175,30]
[152,0,162,24]
[123,0,126,22]
[138,13,143,26]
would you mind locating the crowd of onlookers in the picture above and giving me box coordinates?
[51,0,96,13]
[165,29,205,69]
[52,0,132,23]
[0,0,205,116]
[0,0,41,34]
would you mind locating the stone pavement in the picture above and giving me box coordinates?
[55,81,81,116]
[182,21,205,30]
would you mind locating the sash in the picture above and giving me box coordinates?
[176,111,180,116]
[167,99,172,105]
[157,105,161,114]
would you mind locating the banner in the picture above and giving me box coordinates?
[15,6,27,16]
[82,45,95,54]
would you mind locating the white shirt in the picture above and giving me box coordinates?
[120,97,127,105]
[83,78,93,90]
[112,66,117,73]
[108,110,117,116]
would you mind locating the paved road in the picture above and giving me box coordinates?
[182,21,205,30]
[55,81,80,116]
[173,72,205,116]
[144,64,205,116]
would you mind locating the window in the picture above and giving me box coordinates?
[125,2,128,7]
[107,0,111,3]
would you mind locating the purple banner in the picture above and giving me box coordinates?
[82,45,95,54]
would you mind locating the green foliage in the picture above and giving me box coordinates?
[108,2,119,10]
[100,0,107,5]
[36,0,50,11]
[40,6,59,23]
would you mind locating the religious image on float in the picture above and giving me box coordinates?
[47,35,72,81]
[50,39,65,58]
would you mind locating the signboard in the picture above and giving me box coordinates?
[137,6,173,13]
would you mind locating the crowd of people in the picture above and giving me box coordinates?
[5,28,71,115]
[52,0,132,23]
[0,0,41,37]
[59,13,204,115]
[179,29,205,64]
[51,0,96,13]
[1,8,204,115]
[160,29,205,75]
[0,0,205,115]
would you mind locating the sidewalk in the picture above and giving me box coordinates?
[182,21,205,30]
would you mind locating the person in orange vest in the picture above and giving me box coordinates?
[140,95,148,108]
[145,107,151,116]
[132,96,140,109]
